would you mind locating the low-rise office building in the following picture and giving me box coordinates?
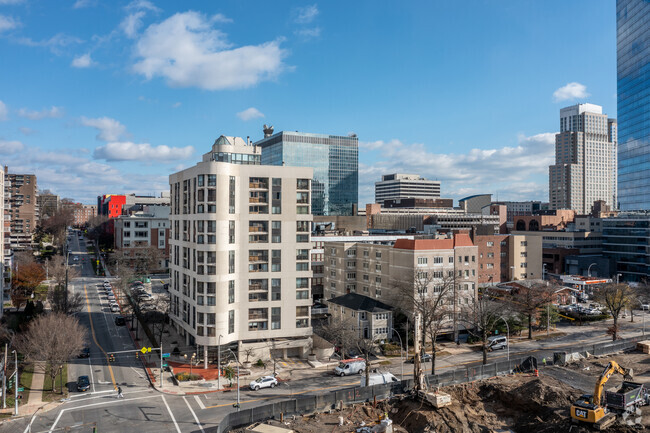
[114,205,170,270]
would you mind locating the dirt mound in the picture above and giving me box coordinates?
[391,375,646,433]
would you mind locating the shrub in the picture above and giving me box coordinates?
[175,372,201,381]
[255,359,266,368]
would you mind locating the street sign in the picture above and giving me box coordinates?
[162,353,170,358]
[140,347,151,354]
[162,363,168,367]
[17,387,24,392]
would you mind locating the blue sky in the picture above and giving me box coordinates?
[0,0,616,205]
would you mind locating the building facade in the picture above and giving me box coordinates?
[169,135,314,361]
[97,194,126,219]
[374,174,441,205]
[255,129,358,216]
[37,192,60,218]
[323,234,478,337]
[4,168,38,249]
[73,204,96,226]
[113,205,170,270]
[326,293,393,340]
[617,0,650,210]
[602,213,650,282]
[549,103,617,213]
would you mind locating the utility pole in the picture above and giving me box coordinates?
[2,343,6,409]
[12,350,17,416]
[159,342,163,389]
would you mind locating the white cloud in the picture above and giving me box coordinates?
[295,5,319,24]
[0,140,23,154]
[358,132,556,205]
[71,53,95,68]
[172,102,181,108]
[72,0,96,8]
[553,82,589,102]
[132,11,288,90]
[125,0,160,12]
[18,33,83,55]
[121,11,146,38]
[237,107,264,121]
[211,13,232,24]
[0,101,7,121]
[93,141,194,162]
[295,27,321,39]
[80,116,127,141]
[17,106,64,120]
[0,15,19,32]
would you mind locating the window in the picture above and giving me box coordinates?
[296,277,309,289]
[418,257,428,265]
[272,221,281,243]
[271,279,281,300]
[272,249,281,272]
[297,179,309,190]
[520,262,527,268]
[375,264,381,271]
[229,250,235,273]
[375,251,382,258]
[449,256,454,263]
[229,176,236,213]
[228,281,235,304]
[296,306,309,317]
[296,318,309,328]
[296,249,309,261]
[271,307,281,329]
[297,221,309,232]
[520,241,527,247]
[296,262,309,271]
[375,276,382,283]
[228,310,235,333]
[296,290,309,299]
[229,220,235,244]
[520,252,527,258]
[487,252,494,258]
[197,175,204,187]
[208,174,216,186]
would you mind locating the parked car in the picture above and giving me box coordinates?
[73,256,79,261]
[114,316,126,326]
[249,376,278,390]
[487,336,508,351]
[78,347,90,358]
[107,294,115,301]
[361,372,399,387]
[643,304,650,311]
[76,375,90,392]
[110,303,119,313]
[406,353,432,363]
[334,358,366,376]
[138,293,153,301]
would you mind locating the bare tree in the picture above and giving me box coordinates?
[391,271,456,375]
[594,283,634,341]
[15,313,86,393]
[317,316,360,359]
[461,288,502,365]
[509,282,555,339]
[48,255,79,290]
[48,286,84,314]
[146,295,170,346]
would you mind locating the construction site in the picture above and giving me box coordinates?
[239,345,650,433]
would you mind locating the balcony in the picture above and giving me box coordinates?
[249,252,268,263]
[249,234,268,243]
[249,179,269,190]
[249,223,268,233]
[249,196,268,204]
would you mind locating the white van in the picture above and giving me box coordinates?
[334,358,366,376]
[487,336,508,351]
[361,372,399,387]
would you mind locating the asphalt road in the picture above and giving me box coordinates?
[2,230,648,432]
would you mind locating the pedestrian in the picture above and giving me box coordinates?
[542,357,547,366]
[117,386,123,399]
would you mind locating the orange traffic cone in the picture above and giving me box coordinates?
[534,369,539,377]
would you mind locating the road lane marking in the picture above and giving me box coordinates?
[184,396,206,433]
[194,395,206,410]
[88,357,96,393]
[48,395,158,433]
[162,395,182,433]
[83,284,117,388]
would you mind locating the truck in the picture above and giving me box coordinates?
[360,372,399,387]
[605,381,650,412]
[333,358,366,376]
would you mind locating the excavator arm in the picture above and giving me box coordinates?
[593,361,634,406]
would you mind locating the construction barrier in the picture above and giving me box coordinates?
[212,336,640,433]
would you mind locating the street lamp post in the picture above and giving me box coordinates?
[587,263,597,278]
[389,328,404,380]
[217,334,223,390]
[616,273,622,284]
[11,350,17,416]
[498,317,510,362]
[227,349,240,410]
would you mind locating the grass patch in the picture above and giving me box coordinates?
[436,351,452,357]
[4,362,34,408]
[379,360,392,366]
[33,284,49,302]
[532,332,567,341]
[42,363,68,402]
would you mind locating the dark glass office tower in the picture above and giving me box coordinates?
[255,130,359,216]
[617,0,650,210]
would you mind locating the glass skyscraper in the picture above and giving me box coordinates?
[617,0,650,210]
[255,131,358,216]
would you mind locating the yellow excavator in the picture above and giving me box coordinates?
[570,360,634,430]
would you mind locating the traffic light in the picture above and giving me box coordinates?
[109,353,115,362]
[135,352,139,359]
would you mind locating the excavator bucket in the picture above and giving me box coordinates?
[624,369,634,380]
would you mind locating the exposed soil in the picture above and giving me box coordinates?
[240,350,650,433]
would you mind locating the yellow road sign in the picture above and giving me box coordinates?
[140,347,151,354]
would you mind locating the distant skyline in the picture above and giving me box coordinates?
[0,0,616,205]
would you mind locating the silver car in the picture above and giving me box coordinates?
[249,376,278,390]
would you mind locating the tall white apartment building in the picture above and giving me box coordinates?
[549,103,617,213]
[169,136,313,363]
[375,174,441,205]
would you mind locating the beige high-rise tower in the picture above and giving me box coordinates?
[549,103,617,213]
[168,136,313,364]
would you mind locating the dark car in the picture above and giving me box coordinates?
[114,316,126,326]
[76,375,90,392]
[78,347,90,358]
[406,353,432,363]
